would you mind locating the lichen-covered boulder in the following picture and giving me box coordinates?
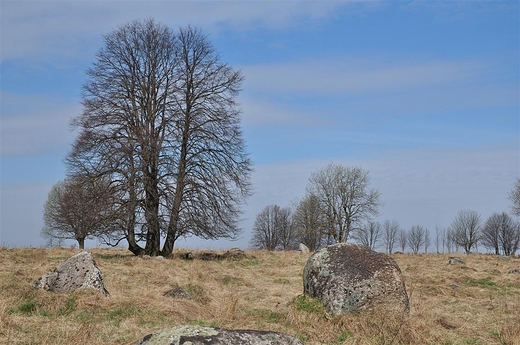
[303,243,408,315]
[136,325,302,345]
[34,251,109,296]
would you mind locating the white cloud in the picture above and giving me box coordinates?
[0,1,349,62]
[243,57,486,95]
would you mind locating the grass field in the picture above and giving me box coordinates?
[1,247,519,344]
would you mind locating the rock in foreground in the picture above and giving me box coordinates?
[303,243,409,315]
[34,251,109,296]
[136,325,302,345]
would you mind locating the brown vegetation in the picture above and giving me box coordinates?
[1,247,519,344]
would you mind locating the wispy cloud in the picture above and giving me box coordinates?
[0,1,350,62]
[0,92,78,156]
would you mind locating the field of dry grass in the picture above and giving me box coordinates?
[1,247,519,345]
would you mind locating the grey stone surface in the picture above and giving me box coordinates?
[508,268,520,275]
[136,325,303,345]
[448,258,465,265]
[303,243,409,315]
[298,243,310,254]
[164,286,192,300]
[33,251,109,296]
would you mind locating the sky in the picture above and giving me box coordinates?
[1,0,519,251]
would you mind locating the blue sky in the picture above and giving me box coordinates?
[1,1,518,250]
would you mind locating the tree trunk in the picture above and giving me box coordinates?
[77,237,85,250]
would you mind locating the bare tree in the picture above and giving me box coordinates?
[382,219,400,254]
[435,225,445,253]
[67,20,251,256]
[292,194,325,251]
[424,227,431,253]
[399,229,407,253]
[307,164,381,243]
[352,221,382,250]
[277,207,296,250]
[481,212,520,256]
[449,210,481,254]
[249,205,292,251]
[509,178,520,216]
[408,225,427,254]
[42,176,117,249]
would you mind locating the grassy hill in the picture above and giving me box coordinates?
[1,247,519,344]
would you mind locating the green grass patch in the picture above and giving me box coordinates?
[464,278,497,288]
[17,299,37,314]
[105,305,136,326]
[292,294,326,313]
[59,297,76,316]
[336,330,353,343]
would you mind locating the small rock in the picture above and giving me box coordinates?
[508,268,520,275]
[136,325,302,345]
[449,258,465,265]
[298,243,310,254]
[184,252,194,260]
[164,286,191,300]
[155,256,166,261]
[499,255,511,262]
[222,248,247,260]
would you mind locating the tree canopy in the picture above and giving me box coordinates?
[67,19,251,256]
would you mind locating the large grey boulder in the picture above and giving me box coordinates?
[303,243,409,315]
[34,251,109,296]
[136,325,302,345]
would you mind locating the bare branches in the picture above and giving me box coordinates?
[307,164,381,243]
[67,20,250,256]
[448,210,481,254]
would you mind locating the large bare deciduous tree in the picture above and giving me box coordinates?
[307,164,381,243]
[42,176,117,249]
[448,210,481,254]
[481,212,520,256]
[67,20,251,256]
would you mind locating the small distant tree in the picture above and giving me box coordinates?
[481,212,520,256]
[424,228,431,253]
[292,194,325,251]
[249,205,293,251]
[352,221,382,250]
[399,229,407,252]
[307,163,381,243]
[382,219,400,254]
[408,225,427,254]
[277,207,296,250]
[509,178,520,216]
[42,176,117,249]
[449,210,481,254]
[435,226,445,253]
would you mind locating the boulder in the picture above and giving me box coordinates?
[298,243,310,254]
[34,251,109,296]
[136,325,302,345]
[303,243,409,315]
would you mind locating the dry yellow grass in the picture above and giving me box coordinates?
[1,247,519,345]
